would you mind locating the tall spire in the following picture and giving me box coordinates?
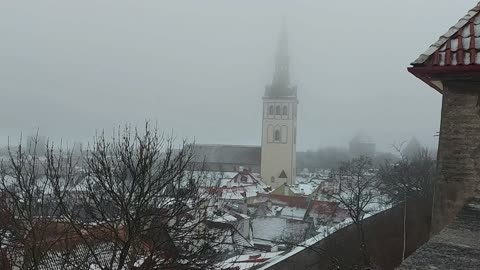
[265,23,296,98]
[272,23,289,88]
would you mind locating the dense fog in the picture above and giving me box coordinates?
[1,0,476,151]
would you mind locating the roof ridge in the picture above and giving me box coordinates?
[412,2,480,66]
[194,144,260,148]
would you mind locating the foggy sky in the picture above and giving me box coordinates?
[1,0,477,152]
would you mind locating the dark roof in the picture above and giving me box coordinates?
[412,2,480,67]
[192,144,261,166]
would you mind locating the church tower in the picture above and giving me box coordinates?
[261,26,298,189]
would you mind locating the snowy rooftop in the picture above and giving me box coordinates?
[412,2,480,66]
[221,251,284,270]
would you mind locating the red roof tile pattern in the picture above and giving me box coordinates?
[412,2,480,67]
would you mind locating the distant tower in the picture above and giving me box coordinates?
[261,26,298,189]
[402,137,423,159]
[349,132,375,159]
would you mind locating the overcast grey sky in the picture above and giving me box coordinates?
[0,1,477,151]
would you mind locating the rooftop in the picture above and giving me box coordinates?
[412,2,480,67]
[192,144,261,166]
[408,2,480,93]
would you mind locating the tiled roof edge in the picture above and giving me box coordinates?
[411,2,480,66]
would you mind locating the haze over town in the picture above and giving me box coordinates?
[2,0,475,151]
[3,1,480,269]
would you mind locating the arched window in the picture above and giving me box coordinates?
[276,105,281,115]
[274,129,281,142]
[267,125,274,143]
[271,176,275,183]
[283,105,288,115]
[269,105,274,115]
[281,126,288,143]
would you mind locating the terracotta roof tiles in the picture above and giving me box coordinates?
[412,2,480,67]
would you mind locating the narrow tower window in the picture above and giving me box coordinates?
[274,130,281,142]
[269,105,274,115]
[276,105,281,115]
[283,105,288,115]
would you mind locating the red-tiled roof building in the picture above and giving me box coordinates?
[409,3,480,93]
[408,0,480,238]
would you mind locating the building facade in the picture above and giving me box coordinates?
[261,27,298,189]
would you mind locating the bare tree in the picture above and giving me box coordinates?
[330,156,380,268]
[0,124,231,270]
[377,147,435,261]
[378,147,435,203]
[0,135,77,270]
[50,123,227,270]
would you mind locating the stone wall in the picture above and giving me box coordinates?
[259,198,431,270]
[398,195,480,269]
[432,81,480,234]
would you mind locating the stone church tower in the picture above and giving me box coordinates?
[261,27,298,189]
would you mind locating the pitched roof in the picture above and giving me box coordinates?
[252,216,311,243]
[192,144,261,166]
[412,2,480,67]
[38,242,124,270]
[254,194,342,217]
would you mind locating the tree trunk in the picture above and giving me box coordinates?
[402,189,407,261]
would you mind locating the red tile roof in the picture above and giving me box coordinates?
[412,2,480,67]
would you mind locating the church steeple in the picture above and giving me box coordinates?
[261,22,298,189]
[265,25,296,98]
[272,25,289,88]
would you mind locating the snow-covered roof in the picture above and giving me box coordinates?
[211,212,250,223]
[221,251,284,270]
[289,183,316,196]
[255,204,393,270]
[251,216,311,244]
[213,185,265,200]
[412,2,480,66]
[38,242,128,270]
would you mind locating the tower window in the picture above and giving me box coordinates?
[269,105,274,115]
[271,176,275,183]
[276,105,281,115]
[283,105,288,115]
[274,130,281,142]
